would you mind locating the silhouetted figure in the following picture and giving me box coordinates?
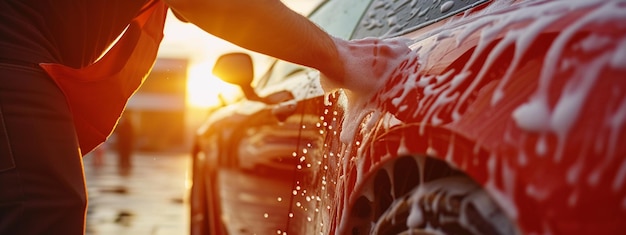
[116,114,135,175]
[0,0,390,233]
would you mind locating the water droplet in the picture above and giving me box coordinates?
[418,8,428,17]
[441,0,455,13]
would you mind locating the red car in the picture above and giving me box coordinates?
[190,0,626,234]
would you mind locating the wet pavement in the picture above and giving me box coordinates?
[83,149,190,235]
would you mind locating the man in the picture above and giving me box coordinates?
[0,0,409,234]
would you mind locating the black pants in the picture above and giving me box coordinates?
[0,62,87,234]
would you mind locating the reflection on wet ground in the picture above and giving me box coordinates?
[83,150,190,235]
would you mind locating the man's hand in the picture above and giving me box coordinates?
[321,37,412,95]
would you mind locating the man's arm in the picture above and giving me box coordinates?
[163,0,344,79]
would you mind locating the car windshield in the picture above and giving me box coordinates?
[351,0,489,39]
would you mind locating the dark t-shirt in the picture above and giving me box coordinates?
[0,0,152,68]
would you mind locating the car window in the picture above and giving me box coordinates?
[351,0,489,39]
[309,0,373,40]
[258,60,302,89]
[258,0,373,88]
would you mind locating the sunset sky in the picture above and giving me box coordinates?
[158,0,322,108]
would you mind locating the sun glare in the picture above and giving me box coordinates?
[186,62,240,108]
[166,0,323,109]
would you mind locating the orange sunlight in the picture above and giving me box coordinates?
[186,62,240,108]
[160,10,243,109]
[161,1,322,108]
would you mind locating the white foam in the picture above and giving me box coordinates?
[612,38,626,70]
[325,36,412,143]
[320,1,626,233]
[614,159,626,192]
[512,98,551,132]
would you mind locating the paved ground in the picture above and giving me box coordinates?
[83,149,190,235]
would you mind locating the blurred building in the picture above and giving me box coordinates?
[126,57,189,151]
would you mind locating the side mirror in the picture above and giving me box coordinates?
[212,52,295,105]
[212,52,263,102]
[212,52,254,86]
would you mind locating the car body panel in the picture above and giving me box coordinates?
[190,0,626,234]
[327,1,626,233]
